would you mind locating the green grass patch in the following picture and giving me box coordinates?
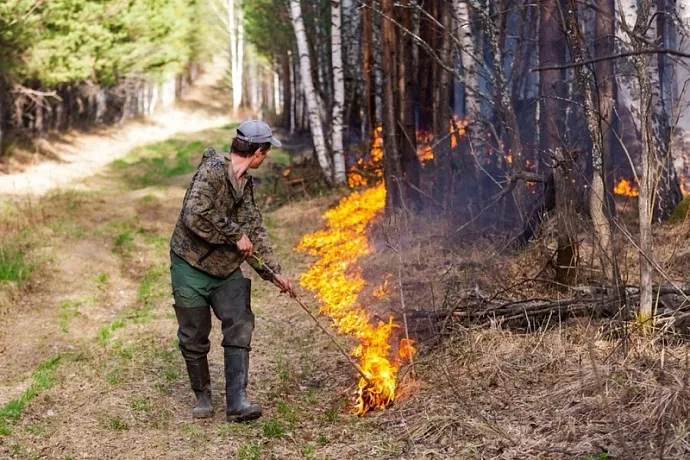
[104,416,129,431]
[269,148,290,166]
[276,401,298,426]
[95,272,108,288]
[324,407,339,423]
[58,298,88,333]
[180,423,202,437]
[138,266,168,306]
[262,419,285,439]
[237,443,262,460]
[113,139,206,188]
[130,396,151,413]
[316,434,329,445]
[107,368,123,386]
[0,248,33,285]
[97,319,125,346]
[0,356,61,436]
[670,195,690,224]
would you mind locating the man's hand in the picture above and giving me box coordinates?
[236,234,254,257]
[272,274,295,298]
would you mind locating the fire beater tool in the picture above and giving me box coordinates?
[251,255,372,386]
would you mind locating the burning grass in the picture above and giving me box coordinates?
[338,198,690,457]
[296,184,416,415]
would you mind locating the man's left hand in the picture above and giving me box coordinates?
[272,274,295,298]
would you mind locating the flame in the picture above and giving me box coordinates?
[372,274,391,299]
[296,184,415,414]
[416,130,435,163]
[347,128,384,187]
[614,178,639,197]
[398,338,416,361]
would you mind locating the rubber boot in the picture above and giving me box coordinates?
[224,347,262,422]
[174,305,214,419]
[185,357,214,418]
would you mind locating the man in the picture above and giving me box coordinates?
[169,120,294,422]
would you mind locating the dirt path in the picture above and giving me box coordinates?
[0,65,229,197]
[0,72,410,459]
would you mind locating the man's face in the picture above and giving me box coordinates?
[249,146,270,169]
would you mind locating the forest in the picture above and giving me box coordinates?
[2,0,690,458]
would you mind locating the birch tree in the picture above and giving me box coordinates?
[212,0,245,110]
[452,1,480,118]
[331,0,347,185]
[289,0,334,183]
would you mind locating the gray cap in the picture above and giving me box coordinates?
[235,120,282,147]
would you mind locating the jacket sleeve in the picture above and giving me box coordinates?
[241,180,282,281]
[181,162,244,245]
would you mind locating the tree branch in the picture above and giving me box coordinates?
[530,48,690,72]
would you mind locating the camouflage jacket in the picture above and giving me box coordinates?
[170,147,281,280]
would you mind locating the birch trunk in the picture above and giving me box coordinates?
[453,1,480,118]
[619,0,655,323]
[289,0,334,183]
[227,0,244,111]
[331,0,347,185]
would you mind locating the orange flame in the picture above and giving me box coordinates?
[614,178,639,197]
[372,274,391,299]
[347,127,384,187]
[296,185,415,414]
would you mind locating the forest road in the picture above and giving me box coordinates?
[0,66,230,198]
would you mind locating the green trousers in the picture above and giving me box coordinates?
[170,251,243,308]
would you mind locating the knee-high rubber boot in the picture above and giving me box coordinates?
[209,279,262,422]
[224,347,262,422]
[174,305,214,419]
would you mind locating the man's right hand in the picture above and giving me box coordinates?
[236,234,254,257]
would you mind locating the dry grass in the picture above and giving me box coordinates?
[352,203,690,459]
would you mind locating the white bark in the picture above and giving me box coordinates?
[331,0,347,185]
[453,1,480,117]
[226,0,244,110]
[618,0,654,323]
[274,67,281,115]
[289,0,334,182]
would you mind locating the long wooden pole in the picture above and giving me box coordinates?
[251,256,372,385]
